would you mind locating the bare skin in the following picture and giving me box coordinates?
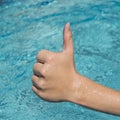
[32,23,120,115]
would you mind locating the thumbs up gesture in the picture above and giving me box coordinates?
[32,23,80,102]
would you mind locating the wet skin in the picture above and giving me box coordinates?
[32,23,120,115]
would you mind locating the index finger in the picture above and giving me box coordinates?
[36,49,48,63]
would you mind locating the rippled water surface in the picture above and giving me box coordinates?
[0,0,120,120]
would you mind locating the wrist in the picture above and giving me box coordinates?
[67,72,87,105]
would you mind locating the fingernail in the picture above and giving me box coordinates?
[66,22,70,30]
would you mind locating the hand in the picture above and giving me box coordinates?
[32,23,81,102]
[32,23,120,115]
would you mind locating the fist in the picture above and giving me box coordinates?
[32,23,78,102]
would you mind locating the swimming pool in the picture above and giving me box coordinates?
[0,0,120,119]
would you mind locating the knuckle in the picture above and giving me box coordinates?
[40,67,46,75]
[39,81,46,89]
[46,53,54,62]
[36,52,40,60]
[36,49,49,61]
[41,49,47,53]
[46,55,52,61]
[32,75,36,81]
[33,63,37,71]
[32,75,34,81]
[37,49,47,57]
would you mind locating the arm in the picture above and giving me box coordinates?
[32,23,120,115]
[69,74,120,115]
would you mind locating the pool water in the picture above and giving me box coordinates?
[0,0,120,119]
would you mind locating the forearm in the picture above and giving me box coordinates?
[70,74,120,115]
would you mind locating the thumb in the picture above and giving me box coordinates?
[63,22,74,54]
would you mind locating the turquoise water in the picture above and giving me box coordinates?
[0,0,120,119]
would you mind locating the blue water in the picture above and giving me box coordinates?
[0,0,120,120]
